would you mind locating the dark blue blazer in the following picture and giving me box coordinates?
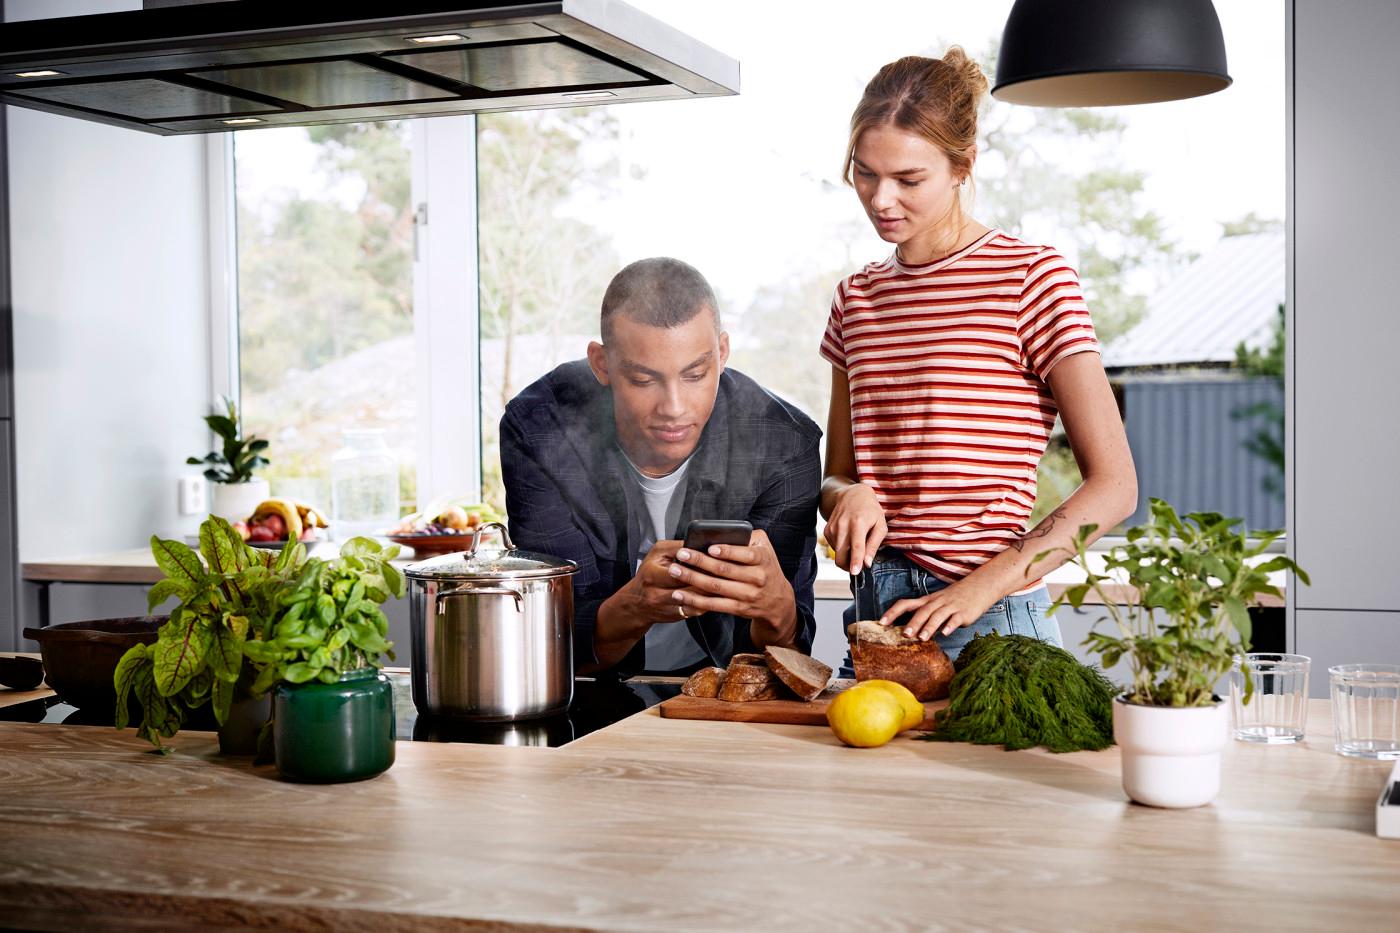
[501,361,822,676]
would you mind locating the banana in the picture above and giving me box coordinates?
[294,502,328,529]
[250,498,303,542]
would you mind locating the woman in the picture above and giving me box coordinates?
[820,49,1137,662]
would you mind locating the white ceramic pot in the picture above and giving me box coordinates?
[1112,695,1229,808]
[210,478,270,523]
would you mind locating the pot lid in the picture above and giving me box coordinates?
[403,521,576,581]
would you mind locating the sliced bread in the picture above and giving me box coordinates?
[763,645,832,702]
[717,679,785,702]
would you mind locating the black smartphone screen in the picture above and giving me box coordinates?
[683,519,753,551]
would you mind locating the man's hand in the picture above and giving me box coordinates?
[623,540,696,624]
[667,530,797,644]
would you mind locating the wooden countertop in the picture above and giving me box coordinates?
[20,547,1287,607]
[0,700,1392,931]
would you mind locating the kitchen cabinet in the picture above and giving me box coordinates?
[1292,3,1400,633]
[1297,609,1400,696]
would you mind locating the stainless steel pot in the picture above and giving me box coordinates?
[405,522,577,721]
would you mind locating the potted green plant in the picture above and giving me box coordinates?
[115,516,307,753]
[186,396,271,522]
[241,537,404,783]
[1041,498,1309,808]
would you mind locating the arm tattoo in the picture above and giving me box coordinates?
[1009,506,1069,554]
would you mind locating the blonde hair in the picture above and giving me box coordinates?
[843,48,989,225]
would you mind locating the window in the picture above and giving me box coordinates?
[223,1,1284,539]
[232,122,417,514]
[476,0,1285,533]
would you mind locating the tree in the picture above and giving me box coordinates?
[476,108,626,511]
[237,121,414,395]
[1233,302,1286,499]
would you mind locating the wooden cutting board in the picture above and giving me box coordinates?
[658,679,947,729]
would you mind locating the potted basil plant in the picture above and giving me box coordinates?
[186,395,271,522]
[241,537,404,783]
[1038,498,1309,809]
[115,515,308,753]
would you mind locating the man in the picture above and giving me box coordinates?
[501,257,822,676]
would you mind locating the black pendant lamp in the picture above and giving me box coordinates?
[992,0,1231,107]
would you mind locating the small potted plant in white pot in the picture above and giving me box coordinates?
[1041,498,1309,808]
[187,396,271,522]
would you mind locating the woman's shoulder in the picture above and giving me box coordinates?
[980,230,1061,260]
[835,254,899,298]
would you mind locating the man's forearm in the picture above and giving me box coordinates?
[591,581,653,670]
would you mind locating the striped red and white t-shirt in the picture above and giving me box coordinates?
[819,229,1099,588]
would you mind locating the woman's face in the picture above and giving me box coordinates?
[851,124,963,251]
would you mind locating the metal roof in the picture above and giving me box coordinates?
[1102,231,1284,369]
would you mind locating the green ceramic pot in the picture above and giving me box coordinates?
[272,668,395,783]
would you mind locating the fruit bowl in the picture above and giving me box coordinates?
[385,531,474,557]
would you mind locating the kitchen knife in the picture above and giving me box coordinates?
[850,567,881,622]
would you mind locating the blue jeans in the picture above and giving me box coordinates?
[839,551,1061,677]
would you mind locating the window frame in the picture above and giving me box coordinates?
[211,117,483,510]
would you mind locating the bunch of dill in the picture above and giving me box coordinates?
[922,632,1119,753]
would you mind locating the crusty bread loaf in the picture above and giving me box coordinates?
[763,645,832,702]
[846,620,955,701]
[724,663,782,685]
[729,652,767,668]
[681,666,726,699]
[717,679,785,702]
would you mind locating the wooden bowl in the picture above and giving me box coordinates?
[22,617,164,711]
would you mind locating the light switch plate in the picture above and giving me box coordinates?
[178,476,207,516]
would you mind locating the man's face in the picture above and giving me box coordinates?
[587,307,729,477]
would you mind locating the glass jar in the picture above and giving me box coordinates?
[330,429,400,541]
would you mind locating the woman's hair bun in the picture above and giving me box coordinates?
[940,46,989,106]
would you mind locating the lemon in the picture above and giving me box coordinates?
[826,686,904,748]
[854,680,925,732]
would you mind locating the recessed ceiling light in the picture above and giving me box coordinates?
[564,91,617,101]
[406,34,466,44]
[13,70,64,78]
[221,117,263,126]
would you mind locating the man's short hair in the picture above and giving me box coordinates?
[600,257,720,343]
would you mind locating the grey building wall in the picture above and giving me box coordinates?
[1291,0,1400,693]
[1122,376,1285,532]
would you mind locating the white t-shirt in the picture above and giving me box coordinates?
[620,451,706,672]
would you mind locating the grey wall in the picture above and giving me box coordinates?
[7,0,212,641]
[1291,0,1400,694]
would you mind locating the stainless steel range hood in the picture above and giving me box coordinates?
[0,0,738,135]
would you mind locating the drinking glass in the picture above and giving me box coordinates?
[1329,664,1400,759]
[1229,653,1310,744]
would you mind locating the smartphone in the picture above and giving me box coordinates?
[683,519,753,551]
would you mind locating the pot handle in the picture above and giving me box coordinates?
[466,521,516,556]
[435,583,524,614]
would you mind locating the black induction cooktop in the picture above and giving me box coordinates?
[2,670,680,748]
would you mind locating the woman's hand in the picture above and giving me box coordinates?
[880,577,1002,641]
[823,482,888,574]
